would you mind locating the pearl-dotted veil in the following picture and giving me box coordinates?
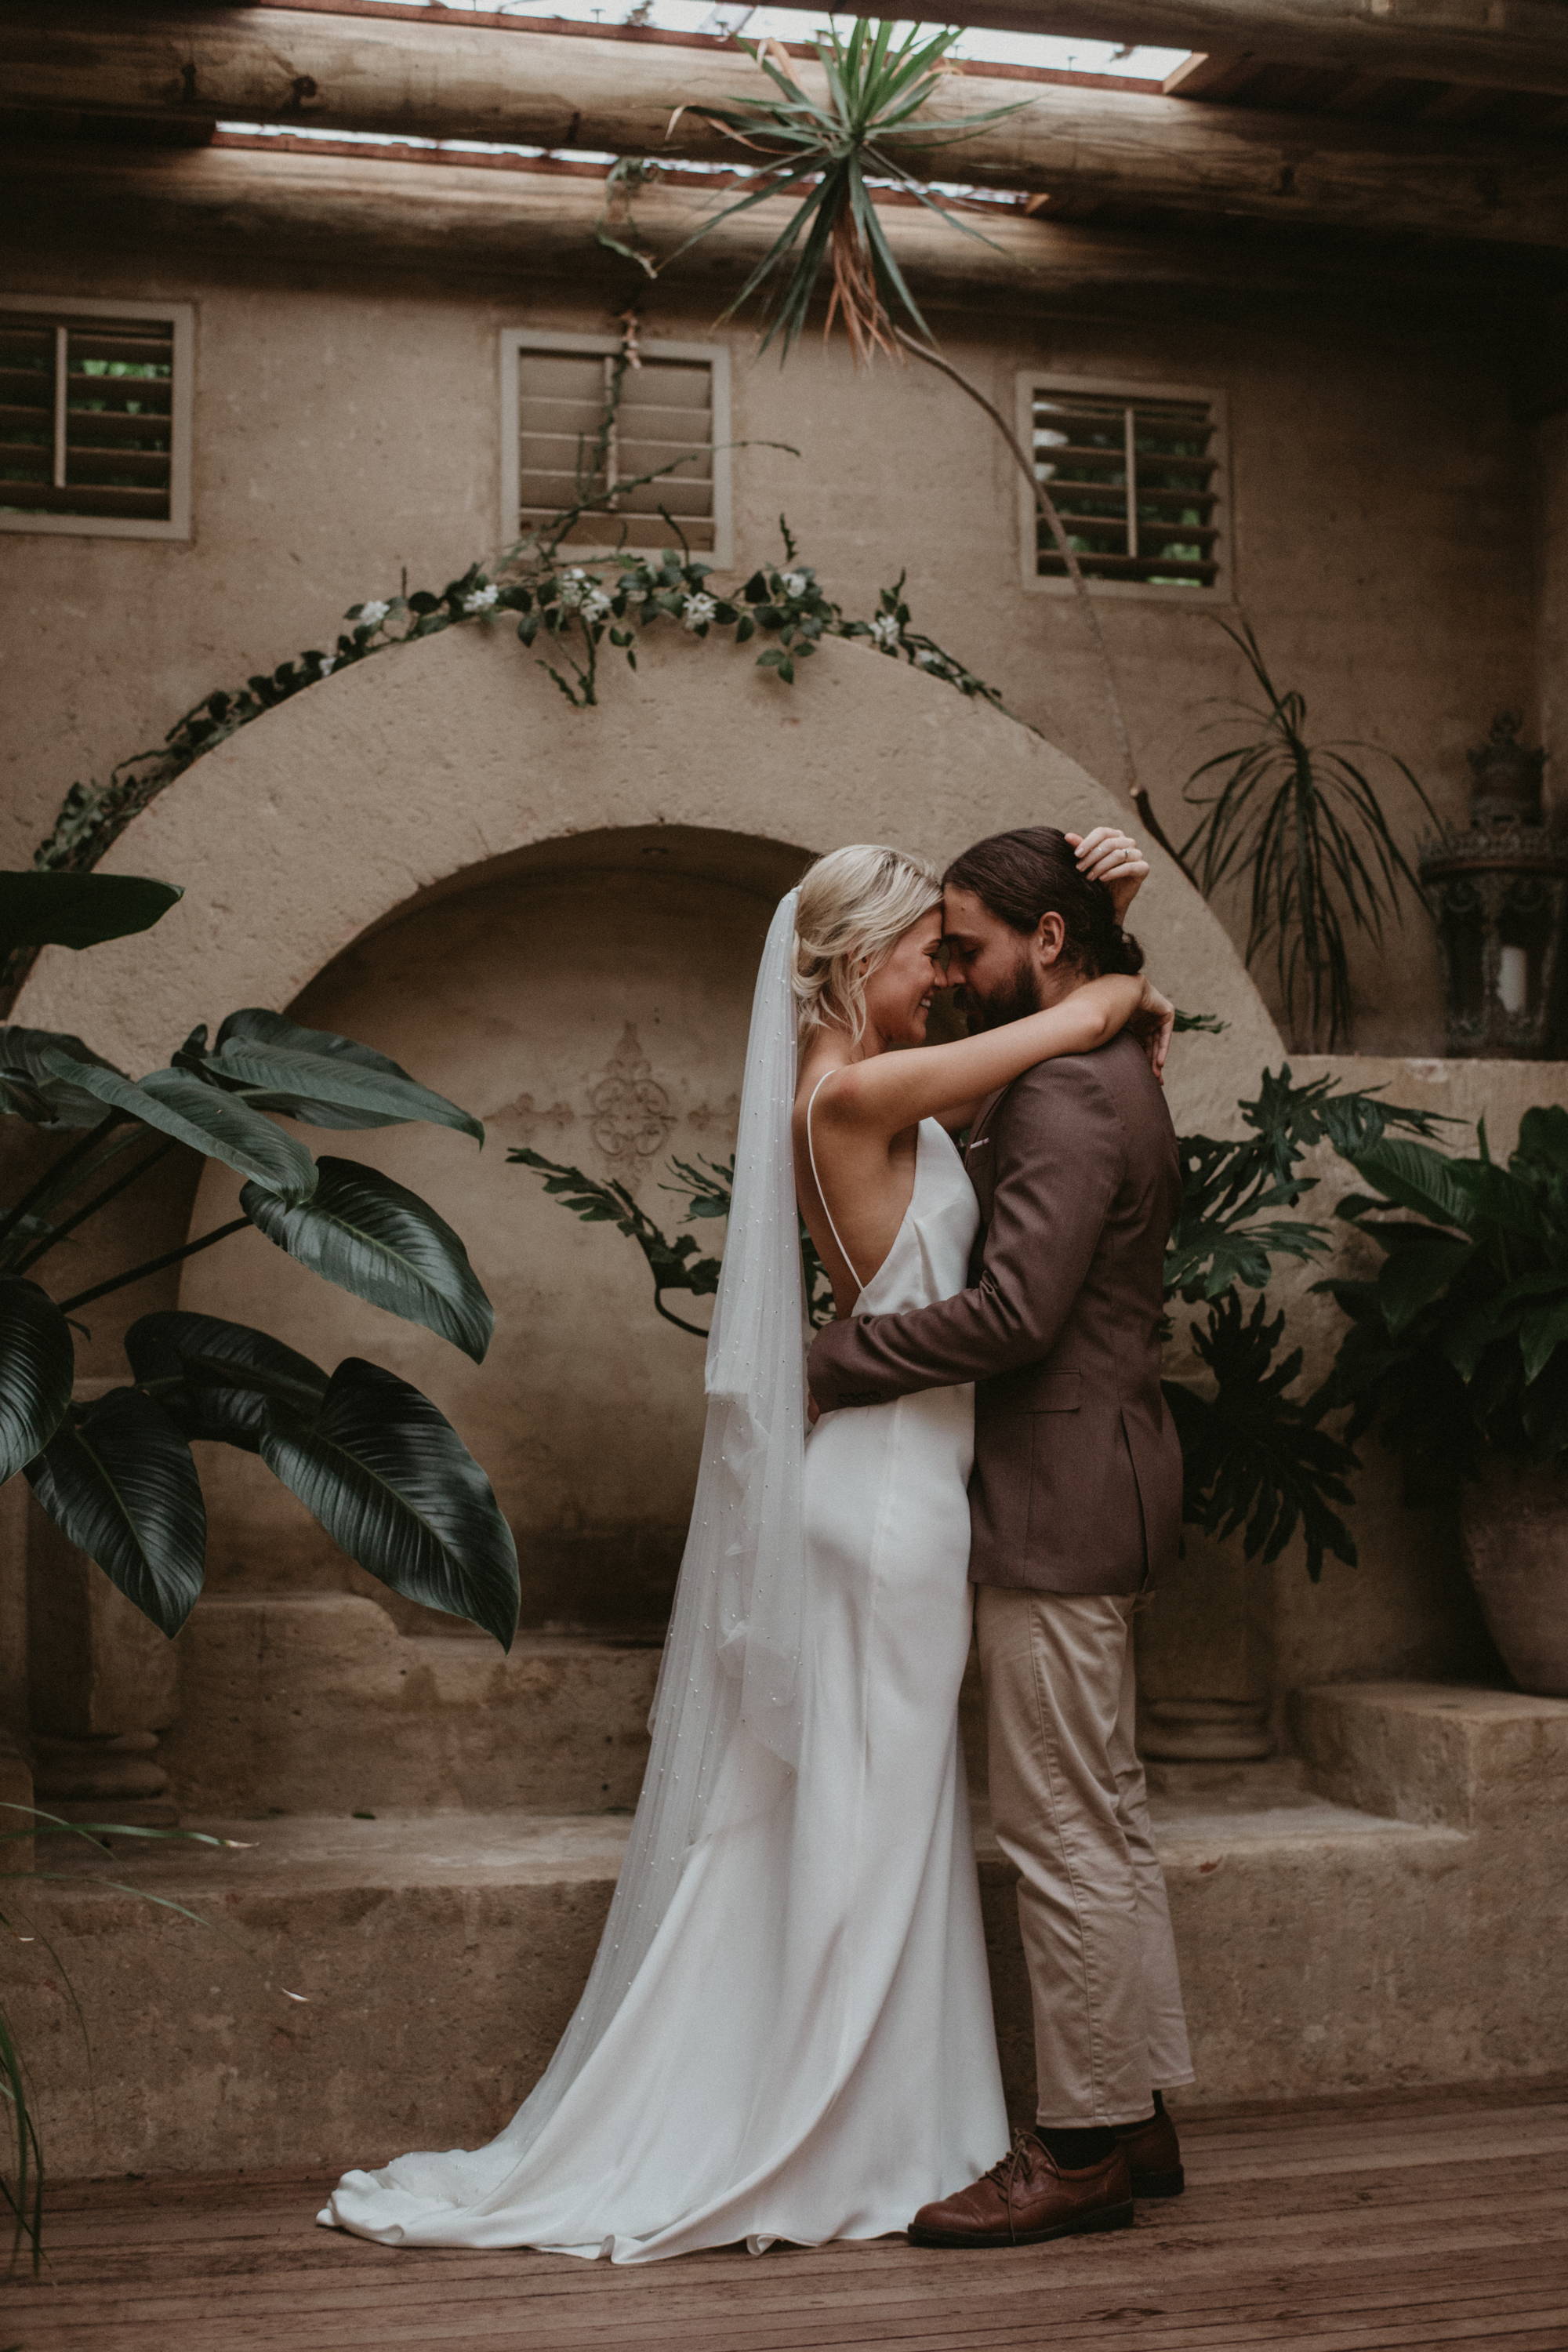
[490,887,809,2158]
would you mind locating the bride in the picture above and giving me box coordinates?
[321,829,1165,2263]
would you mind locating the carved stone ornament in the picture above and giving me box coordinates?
[587,1022,676,1179]
[1421,714,1567,1058]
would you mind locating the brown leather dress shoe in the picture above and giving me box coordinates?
[1113,2103,1185,2198]
[909,2132,1134,2249]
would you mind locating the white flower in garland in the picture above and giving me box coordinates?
[681,591,718,632]
[780,572,809,601]
[358,600,390,628]
[869,614,901,651]
[583,589,613,623]
[913,648,941,668]
[318,655,336,677]
[556,568,595,611]
[462,584,499,615]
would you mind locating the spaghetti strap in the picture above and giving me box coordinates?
[805,1074,865,1294]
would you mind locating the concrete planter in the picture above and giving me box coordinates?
[1460,1457,1568,1697]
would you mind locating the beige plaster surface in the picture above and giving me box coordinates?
[10,620,1282,1653]
[162,1597,662,1815]
[13,625,1282,1123]
[0,246,1534,1053]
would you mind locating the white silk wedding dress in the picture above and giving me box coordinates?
[322,892,1007,2263]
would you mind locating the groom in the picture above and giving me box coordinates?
[807,824,1193,2249]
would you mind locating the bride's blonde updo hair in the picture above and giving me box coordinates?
[792,844,942,1043]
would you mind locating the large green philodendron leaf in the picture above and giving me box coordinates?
[125,1308,329,1451]
[1347,1138,1486,1235]
[260,1358,518,1649]
[0,869,182,952]
[1373,1232,1473,1336]
[241,1157,493,1362]
[0,1278,74,1483]
[37,1050,318,1195]
[198,1009,485,1142]
[0,1025,129,1126]
[26,1388,206,1634]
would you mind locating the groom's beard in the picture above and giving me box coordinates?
[963,952,1043,1033]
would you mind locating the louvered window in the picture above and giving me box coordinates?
[0,298,193,540]
[500,331,731,564]
[1022,377,1228,597]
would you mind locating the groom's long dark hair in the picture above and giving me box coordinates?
[943,826,1145,978]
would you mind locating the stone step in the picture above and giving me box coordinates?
[162,1595,662,1816]
[16,1681,1566,2183]
[9,1780,1473,2183]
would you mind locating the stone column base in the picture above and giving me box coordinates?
[31,1731,176,1828]
[1140,1697,1274,1762]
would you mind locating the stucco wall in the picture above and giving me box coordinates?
[13,621,1283,1643]
[0,241,1535,1053]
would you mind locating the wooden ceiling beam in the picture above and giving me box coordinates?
[2,132,1553,330]
[741,0,1568,97]
[5,5,1568,250]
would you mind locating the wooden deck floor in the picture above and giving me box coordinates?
[8,2087,1568,2352]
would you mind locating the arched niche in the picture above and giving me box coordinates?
[13,629,1282,1632]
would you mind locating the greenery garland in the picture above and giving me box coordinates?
[28,528,1001,882]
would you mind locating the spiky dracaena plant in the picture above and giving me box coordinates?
[662,20,1182,869]
[1179,619,1438,1049]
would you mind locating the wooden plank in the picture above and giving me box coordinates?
[7,5,1568,247]
[5,136,1545,330]
[15,2095,1568,2352]
[22,2223,1568,2352]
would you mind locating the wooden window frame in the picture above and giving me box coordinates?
[1014,369,1232,604]
[0,293,194,542]
[499,328,733,570]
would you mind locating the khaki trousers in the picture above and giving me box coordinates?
[976,1586,1194,2127]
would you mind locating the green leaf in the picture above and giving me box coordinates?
[26,1388,205,1634]
[1515,1105,1568,1175]
[124,1309,328,1450]
[1165,1291,1357,1581]
[0,870,182,953]
[1347,1138,1482,1233]
[203,1009,484,1142]
[35,1051,318,1195]
[1374,1234,1472,1335]
[1519,1298,1568,1385]
[0,1025,129,1126]
[241,1157,493,1362]
[0,1279,73,1484]
[260,1358,517,1648]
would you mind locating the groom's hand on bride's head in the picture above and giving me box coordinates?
[1067,827,1149,921]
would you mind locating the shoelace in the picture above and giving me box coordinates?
[982,2130,1042,2243]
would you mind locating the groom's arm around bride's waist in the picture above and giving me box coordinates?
[807,1054,1126,1412]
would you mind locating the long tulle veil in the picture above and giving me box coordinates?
[491,887,808,2160]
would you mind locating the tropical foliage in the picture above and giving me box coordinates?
[1316,1105,1568,1485]
[670,20,1026,361]
[511,1148,834,1335]
[1180,620,1436,1049]
[650,17,1175,863]
[516,1059,1446,1581]
[0,882,518,1649]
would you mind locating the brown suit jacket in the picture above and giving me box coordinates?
[807,1029,1183,1595]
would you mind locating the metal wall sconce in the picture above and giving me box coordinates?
[1420,715,1568,1058]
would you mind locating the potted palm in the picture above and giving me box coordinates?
[1317,1108,1568,1695]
